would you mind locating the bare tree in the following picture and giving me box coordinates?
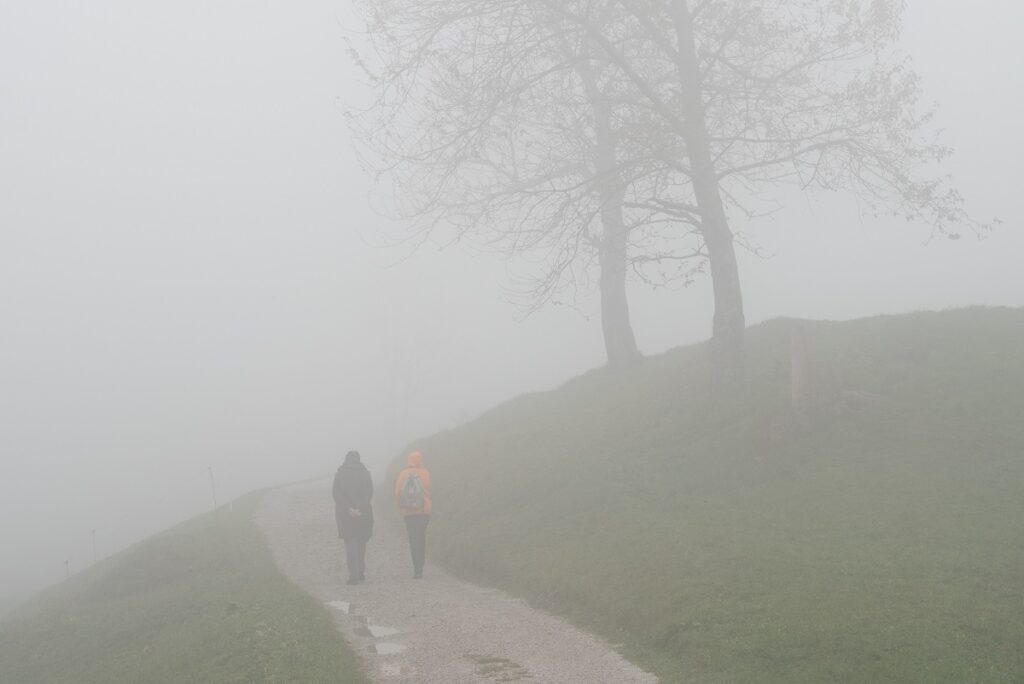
[349,0,704,367]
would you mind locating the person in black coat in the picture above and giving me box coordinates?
[333,450,374,584]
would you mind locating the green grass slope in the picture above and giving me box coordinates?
[0,493,366,684]
[411,307,1024,683]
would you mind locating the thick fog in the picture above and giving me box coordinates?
[1,0,1021,614]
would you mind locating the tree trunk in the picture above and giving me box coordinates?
[582,61,641,368]
[701,206,745,386]
[598,211,640,367]
[673,0,746,387]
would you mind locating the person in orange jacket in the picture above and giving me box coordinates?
[394,451,431,579]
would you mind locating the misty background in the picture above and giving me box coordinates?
[1,0,1021,614]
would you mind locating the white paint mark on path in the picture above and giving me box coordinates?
[325,600,352,614]
[360,624,401,639]
[371,642,408,656]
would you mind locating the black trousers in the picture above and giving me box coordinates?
[403,514,430,575]
[343,536,367,580]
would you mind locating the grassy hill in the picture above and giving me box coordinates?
[0,493,366,684]
[410,307,1024,683]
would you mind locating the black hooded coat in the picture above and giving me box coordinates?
[333,456,374,541]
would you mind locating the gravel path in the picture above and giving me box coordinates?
[254,478,658,683]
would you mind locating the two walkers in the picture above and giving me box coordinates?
[331,450,432,584]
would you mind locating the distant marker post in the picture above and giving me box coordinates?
[208,466,218,514]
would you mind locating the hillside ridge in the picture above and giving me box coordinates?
[401,306,1024,683]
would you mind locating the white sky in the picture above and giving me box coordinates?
[1,0,1021,607]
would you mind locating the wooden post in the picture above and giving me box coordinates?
[790,322,812,429]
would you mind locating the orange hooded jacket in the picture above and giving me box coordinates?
[394,451,431,516]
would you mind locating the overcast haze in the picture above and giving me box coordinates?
[1,0,1021,612]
